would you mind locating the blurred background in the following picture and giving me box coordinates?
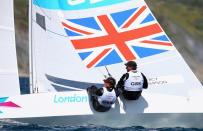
[14,0,203,82]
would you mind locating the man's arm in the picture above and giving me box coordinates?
[141,73,148,89]
[95,88,103,96]
[89,85,103,96]
[116,73,128,90]
[115,73,129,97]
[115,88,120,97]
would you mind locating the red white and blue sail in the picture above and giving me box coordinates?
[29,0,202,98]
[62,6,174,68]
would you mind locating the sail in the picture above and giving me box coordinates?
[0,0,20,97]
[30,0,202,97]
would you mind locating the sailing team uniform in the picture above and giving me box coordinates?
[116,70,148,100]
[87,86,118,112]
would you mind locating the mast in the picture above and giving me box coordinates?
[29,0,34,94]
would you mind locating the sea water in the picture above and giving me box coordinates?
[0,77,202,131]
[0,123,202,131]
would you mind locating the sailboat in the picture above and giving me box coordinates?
[0,0,203,127]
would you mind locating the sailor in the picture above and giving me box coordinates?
[116,61,148,100]
[87,77,118,112]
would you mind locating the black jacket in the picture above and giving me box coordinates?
[116,72,148,100]
[89,86,117,112]
[94,86,119,97]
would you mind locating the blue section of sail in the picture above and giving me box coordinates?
[78,52,93,60]
[96,50,123,67]
[33,0,131,10]
[46,74,103,90]
[52,84,77,92]
[111,8,137,27]
[0,97,8,103]
[152,35,170,42]
[132,46,168,58]
[68,17,101,31]
[140,13,155,24]
[64,28,82,36]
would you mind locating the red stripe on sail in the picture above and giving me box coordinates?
[141,40,173,46]
[122,6,147,29]
[87,48,111,68]
[62,22,93,35]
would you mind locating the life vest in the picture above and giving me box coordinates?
[124,70,144,91]
[98,87,116,107]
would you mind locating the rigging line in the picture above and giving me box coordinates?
[96,68,107,79]
[33,32,39,93]
[31,19,39,93]
[29,22,39,93]
[32,19,67,37]
[46,29,68,37]
[29,0,34,94]
[105,66,112,77]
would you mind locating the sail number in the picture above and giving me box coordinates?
[68,0,102,5]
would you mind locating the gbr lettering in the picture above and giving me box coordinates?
[68,0,103,5]
[131,82,141,86]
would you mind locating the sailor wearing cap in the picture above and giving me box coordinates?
[87,77,118,112]
[116,61,148,100]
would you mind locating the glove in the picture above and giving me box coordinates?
[86,86,91,92]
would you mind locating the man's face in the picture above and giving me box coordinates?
[126,66,133,72]
[104,82,111,87]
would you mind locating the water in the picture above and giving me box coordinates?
[0,77,202,131]
[19,77,30,94]
[0,121,202,131]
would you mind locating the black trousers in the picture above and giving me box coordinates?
[123,90,142,100]
[88,86,110,112]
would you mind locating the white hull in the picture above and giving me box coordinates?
[1,90,203,124]
[10,113,203,128]
[12,114,148,127]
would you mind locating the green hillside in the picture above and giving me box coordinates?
[14,0,28,31]
[149,0,203,42]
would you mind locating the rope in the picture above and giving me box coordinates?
[105,66,112,77]
[96,68,107,79]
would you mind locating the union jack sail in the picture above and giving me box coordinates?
[62,6,174,68]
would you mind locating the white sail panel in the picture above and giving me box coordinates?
[0,0,20,97]
[31,0,202,99]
